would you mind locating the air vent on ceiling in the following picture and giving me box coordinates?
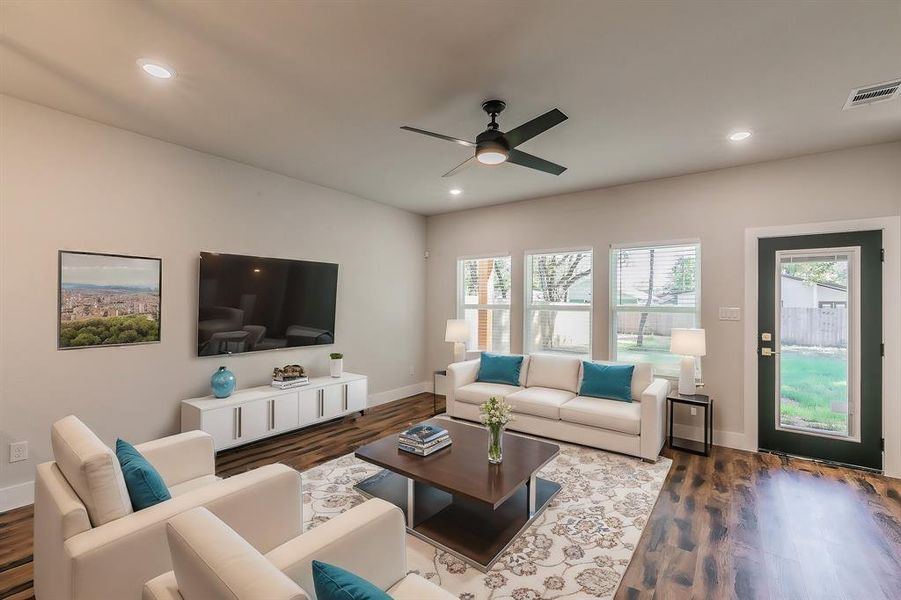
[843,78,901,110]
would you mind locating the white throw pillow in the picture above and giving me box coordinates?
[50,415,133,526]
[526,354,582,393]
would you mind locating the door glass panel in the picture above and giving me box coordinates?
[778,252,851,436]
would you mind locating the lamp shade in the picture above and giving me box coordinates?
[670,328,706,356]
[445,319,470,343]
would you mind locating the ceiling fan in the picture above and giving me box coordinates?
[401,100,568,177]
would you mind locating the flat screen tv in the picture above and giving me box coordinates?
[198,252,338,356]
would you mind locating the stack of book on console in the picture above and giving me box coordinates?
[398,423,452,456]
[270,377,308,390]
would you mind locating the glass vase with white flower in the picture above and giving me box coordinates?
[479,396,514,464]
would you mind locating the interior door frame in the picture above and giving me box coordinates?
[743,217,901,477]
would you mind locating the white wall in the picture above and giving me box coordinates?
[0,96,427,496]
[426,141,901,450]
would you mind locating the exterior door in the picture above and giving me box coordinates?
[758,231,882,470]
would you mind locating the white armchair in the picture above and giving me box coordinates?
[143,500,455,600]
[34,415,302,600]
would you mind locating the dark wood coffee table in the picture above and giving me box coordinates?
[353,418,560,571]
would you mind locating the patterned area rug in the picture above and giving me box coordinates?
[301,435,671,600]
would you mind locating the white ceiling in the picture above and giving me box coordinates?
[2,1,900,215]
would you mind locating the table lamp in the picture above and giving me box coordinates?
[445,319,470,364]
[670,328,706,395]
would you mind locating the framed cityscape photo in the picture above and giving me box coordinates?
[58,251,162,349]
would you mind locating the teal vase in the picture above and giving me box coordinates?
[210,366,236,398]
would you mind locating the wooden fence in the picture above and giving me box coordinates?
[780,307,847,348]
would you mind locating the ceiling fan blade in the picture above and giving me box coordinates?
[502,108,568,149]
[400,126,475,147]
[507,149,567,176]
[442,156,476,177]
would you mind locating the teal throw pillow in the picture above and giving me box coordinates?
[477,352,524,386]
[115,438,171,511]
[311,560,391,600]
[580,362,634,402]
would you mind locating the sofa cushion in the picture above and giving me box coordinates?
[560,396,641,435]
[455,382,523,405]
[477,352,524,386]
[526,354,582,393]
[587,360,653,400]
[506,387,576,420]
[388,573,457,600]
[579,362,634,402]
[50,415,133,526]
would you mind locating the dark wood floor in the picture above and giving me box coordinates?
[2,392,900,599]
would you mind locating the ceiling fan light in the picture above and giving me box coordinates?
[476,147,508,165]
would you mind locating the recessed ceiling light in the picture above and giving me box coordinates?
[449,188,462,196]
[729,130,752,142]
[137,59,175,79]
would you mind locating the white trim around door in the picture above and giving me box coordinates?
[743,216,901,478]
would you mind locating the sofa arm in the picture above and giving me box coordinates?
[64,464,302,600]
[135,430,215,488]
[639,378,670,461]
[267,498,407,596]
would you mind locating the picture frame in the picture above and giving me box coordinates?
[58,250,162,349]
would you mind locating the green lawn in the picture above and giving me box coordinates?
[780,346,848,433]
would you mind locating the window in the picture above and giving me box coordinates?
[457,256,512,353]
[610,242,701,377]
[524,250,592,356]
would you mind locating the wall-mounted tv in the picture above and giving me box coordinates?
[198,252,338,356]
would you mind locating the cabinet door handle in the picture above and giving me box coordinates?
[271,399,276,429]
[318,389,324,418]
[238,406,242,438]
[233,407,238,439]
[343,384,347,411]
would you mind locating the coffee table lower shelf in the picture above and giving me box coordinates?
[354,469,561,572]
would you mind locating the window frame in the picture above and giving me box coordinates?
[608,239,702,378]
[456,253,513,354]
[522,246,594,357]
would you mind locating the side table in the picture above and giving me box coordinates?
[432,369,447,415]
[667,393,713,456]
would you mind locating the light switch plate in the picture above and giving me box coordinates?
[719,307,741,321]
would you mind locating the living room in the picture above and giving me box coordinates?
[1,2,899,599]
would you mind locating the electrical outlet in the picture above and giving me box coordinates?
[408,365,415,377]
[690,407,697,416]
[9,441,28,463]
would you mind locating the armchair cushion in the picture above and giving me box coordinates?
[50,415,133,526]
[166,507,307,600]
[311,561,390,600]
[117,439,172,511]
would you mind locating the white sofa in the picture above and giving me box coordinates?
[143,501,455,600]
[34,415,303,600]
[447,353,669,461]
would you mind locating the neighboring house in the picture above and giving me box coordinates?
[780,274,847,308]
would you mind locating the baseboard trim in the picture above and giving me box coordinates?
[0,480,34,513]
[671,423,752,452]
[367,381,430,408]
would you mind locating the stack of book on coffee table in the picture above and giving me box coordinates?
[398,423,452,456]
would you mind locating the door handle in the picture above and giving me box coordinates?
[233,407,238,439]
[343,384,347,411]
[237,406,242,438]
[760,348,780,357]
[318,389,324,418]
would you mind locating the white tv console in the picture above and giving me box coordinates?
[181,372,368,451]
